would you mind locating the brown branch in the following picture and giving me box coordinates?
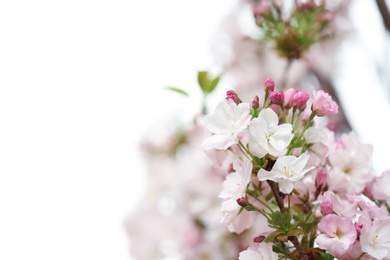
[289,236,309,260]
[376,0,390,33]
[267,180,285,211]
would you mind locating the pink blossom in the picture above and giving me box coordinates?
[316,214,357,256]
[315,191,357,219]
[327,132,373,194]
[370,170,390,201]
[311,90,338,116]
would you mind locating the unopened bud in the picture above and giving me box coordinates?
[226,90,239,104]
[320,199,333,215]
[252,95,260,109]
[236,197,246,207]
[269,91,284,105]
[264,78,275,92]
[283,88,297,109]
[292,90,310,110]
[355,223,363,236]
[253,236,265,243]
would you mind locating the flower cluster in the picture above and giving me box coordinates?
[202,79,390,259]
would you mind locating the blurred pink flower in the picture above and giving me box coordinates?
[312,90,338,116]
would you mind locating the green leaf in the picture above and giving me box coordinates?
[197,70,220,95]
[166,86,189,97]
[264,230,283,243]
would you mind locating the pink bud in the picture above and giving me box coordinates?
[292,90,310,110]
[264,78,275,91]
[269,91,284,105]
[320,199,333,215]
[283,88,298,109]
[253,236,265,243]
[312,90,338,116]
[355,223,363,236]
[226,90,239,104]
[252,95,259,109]
[236,197,246,207]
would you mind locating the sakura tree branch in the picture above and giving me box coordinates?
[376,0,390,33]
[267,180,285,211]
[289,236,309,260]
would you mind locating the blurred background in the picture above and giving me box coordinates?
[0,0,389,259]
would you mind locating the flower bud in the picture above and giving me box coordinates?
[253,236,265,243]
[269,91,284,105]
[252,95,260,109]
[236,197,246,207]
[283,88,297,109]
[226,90,239,104]
[292,90,310,110]
[311,90,338,116]
[320,199,333,215]
[355,223,363,236]
[264,78,275,92]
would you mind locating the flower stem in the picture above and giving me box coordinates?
[356,252,366,260]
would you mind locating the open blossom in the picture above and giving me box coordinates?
[239,242,278,260]
[311,90,338,116]
[369,170,390,201]
[303,127,329,167]
[219,159,252,213]
[316,214,357,256]
[257,153,312,194]
[315,191,357,219]
[202,99,252,150]
[327,132,373,194]
[360,213,390,260]
[248,108,293,158]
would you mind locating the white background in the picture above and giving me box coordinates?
[0,1,389,260]
[0,1,234,259]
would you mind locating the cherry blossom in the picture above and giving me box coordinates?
[219,159,253,213]
[248,108,293,158]
[202,99,252,150]
[360,213,390,259]
[238,242,278,260]
[316,214,357,256]
[311,90,339,116]
[257,153,312,194]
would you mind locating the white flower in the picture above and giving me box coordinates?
[257,153,312,194]
[219,159,252,212]
[303,127,329,167]
[248,108,293,158]
[202,99,251,150]
[360,214,390,260]
[239,242,278,260]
